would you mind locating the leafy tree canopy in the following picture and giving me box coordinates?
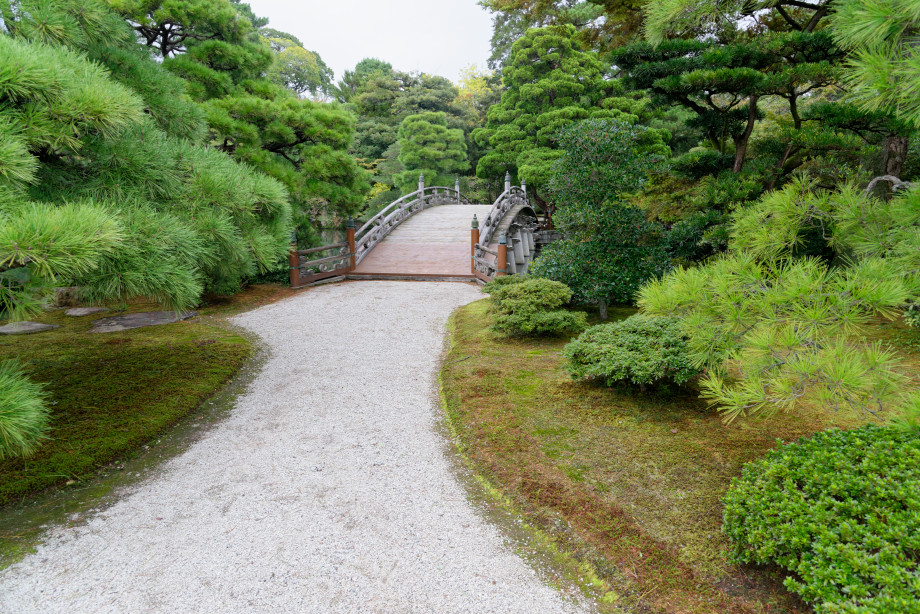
[475,25,656,207]
[394,112,469,193]
[106,0,251,57]
[532,119,671,311]
[830,0,920,131]
[480,0,645,59]
[332,57,393,103]
[639,178,920,422]
[265,42,333,98]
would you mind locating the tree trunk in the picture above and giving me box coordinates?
[534,191,554,229]
[882,135,909,178]
[598,299,608,320]
[732,96,760,174]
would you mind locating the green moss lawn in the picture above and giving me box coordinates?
[0,284,300,506]
[441,299,916,613]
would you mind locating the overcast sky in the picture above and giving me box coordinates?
[249,0,495,84]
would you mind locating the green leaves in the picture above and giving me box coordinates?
[0,202,124,320]
[723,425,920,611]
[564,315,699,389]
[639,178,920,420]
[0,360,50,460]
[831,0,920,128]
[0,35,144,154]
[531,118,672,307]
[475,25,622,193]
[482,277,587,337]
[394,112,469,193]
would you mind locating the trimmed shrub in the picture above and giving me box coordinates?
[482,277,587,337]
[480,274,526,299]
[0,360,50,459]
[723,425,920,613]
[563,315,698,388]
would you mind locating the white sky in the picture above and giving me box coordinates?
[249,0,495,84]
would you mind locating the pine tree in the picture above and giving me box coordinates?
[0,0,298,458]
[474,25,651,211]
[393,112,469,193]
[639,178,920,422]
[829,0,920,175]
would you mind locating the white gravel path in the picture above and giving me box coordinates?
[0,281,587,614]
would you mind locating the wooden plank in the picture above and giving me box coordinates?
[293,266,351,288]
[300,253,352,267]
[298,243,348,256]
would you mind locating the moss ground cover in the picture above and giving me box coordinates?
[440,299,906,613]
[0,285,300,506]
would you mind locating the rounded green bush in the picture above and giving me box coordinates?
[483,277,587,337]
[723,425,920,613]
[563,315,698,388]
[0,360,50,459]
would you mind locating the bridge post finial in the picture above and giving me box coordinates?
[418,172,425,194]
[471,214,479,229]
[504,171,511,193]
[521,180,527,198]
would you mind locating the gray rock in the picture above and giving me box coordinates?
[0,321,60,335]
[89,311,197,333]
[65,307,109,317]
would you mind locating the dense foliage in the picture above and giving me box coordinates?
[473,25,646,209]
[334,60,474,199]
[639,179,920,422]
[532,119,672,312]
[831,0,920,131]
[723,425,920,612]
[394,112,469,193]
[0,0,360,458]
[564,315,698,389]
[0,360,49,459]
[482,277,586,337]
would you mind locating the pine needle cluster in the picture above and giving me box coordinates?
[639,179,920,422]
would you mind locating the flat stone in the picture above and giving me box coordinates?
[65,307,110,317]
[89,311,197,334]
[0,321,60,335]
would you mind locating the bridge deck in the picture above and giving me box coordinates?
[352,205,492,279]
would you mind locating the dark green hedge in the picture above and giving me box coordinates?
[723,425,920,613]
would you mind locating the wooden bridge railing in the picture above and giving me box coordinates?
[354,183,469,265]
[471,175,536,282]
[289,174,470,288]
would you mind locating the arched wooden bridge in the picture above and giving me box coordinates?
[289,173,547,287]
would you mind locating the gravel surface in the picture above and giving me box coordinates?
[0,281,587,613]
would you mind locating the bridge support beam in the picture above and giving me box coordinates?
[471,215,480,275]
[346,218,356,271]
[512,231,524,268]
[288,243,299,288]
[497,232,508,277]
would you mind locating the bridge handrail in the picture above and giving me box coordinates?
[479,186,527,247]
[471,185,532,281]
[353,186,469,264]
